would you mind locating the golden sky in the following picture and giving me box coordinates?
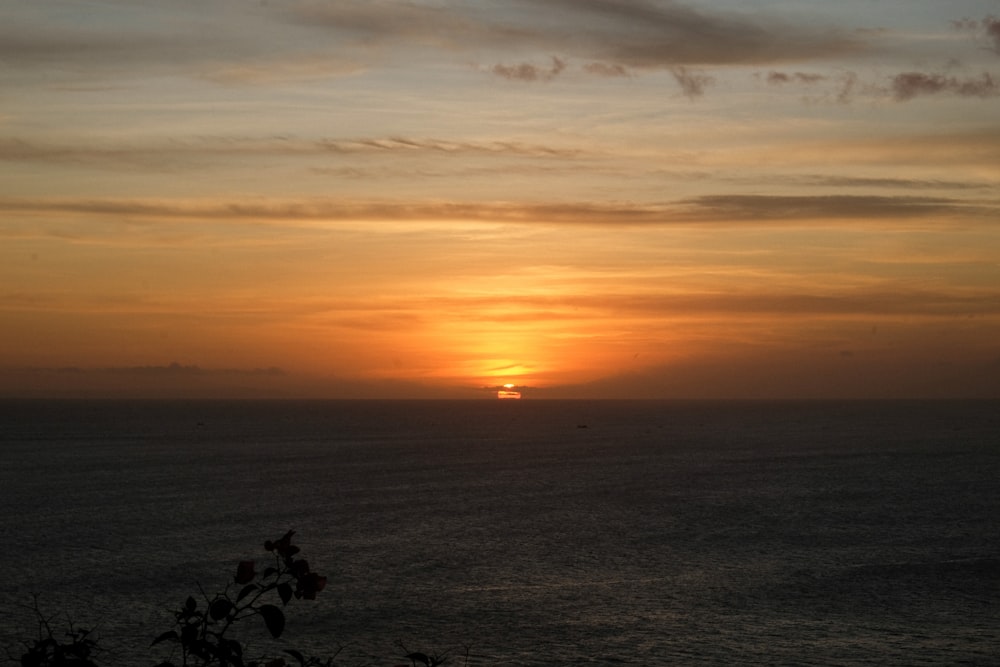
[2,0,999,398]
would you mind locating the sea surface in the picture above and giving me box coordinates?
[0,399,998,665]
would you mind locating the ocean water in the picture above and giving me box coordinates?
[0,399,998,665]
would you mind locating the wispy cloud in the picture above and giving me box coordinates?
[3,194,994,230]
[681,194,990,222]
[0,135,586,170]
[890,71,999,100]
[583,61,631,78]
[0,22,196,70]
[443,288,1000,319]
[953,15,1000,54]
[757,69,864,104]
[285,0,863,69]
[490,56,567,82]
[788,175,992,191]
[762,65,1000,104]
[98,362,285,377]
[523,0,862,66]
[764,71,828,85]
[670,66,713,98]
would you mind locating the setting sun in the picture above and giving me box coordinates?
[497,384,522,400]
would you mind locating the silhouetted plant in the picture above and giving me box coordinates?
[7,532,460,667]
[151,530,330,667]
[394,642,451,667]
[14,596,100,667]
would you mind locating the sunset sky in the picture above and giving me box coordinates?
[2,0,999,398]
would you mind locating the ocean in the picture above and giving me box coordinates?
[0,399,998,665]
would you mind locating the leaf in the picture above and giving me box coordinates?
[151,630,179,647]
[210,598,234,620]
[237,584,259,602]
[185,596,197,612]
[181,624,199,645]
[259,604,285,639]
[235,560,256,584]
[283,649,305,666]
[277,582,293,606]
[405,652,431,667]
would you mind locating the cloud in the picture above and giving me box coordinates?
[834,71,860,104]
[529,0,862,67]
[670,66,713,98]
[0,4,367,86]
[117,362,284,376]
[749,128,1000,169]
[680,194,985,222]
[0,135,586,171]
[761,67,1000,105]
[953,15,1000,54]
[789,175,991,192]
[765,71,827,85]
[287,0,512,46]
[3,193,994,231]
[890,71,999,101]
[4,0,868,93]
[0,22,191,70]
[0,9,279,82]
[286,0,863,69]
[583,61,631,78]
[775,70,860,105]
[988,16,1000,53]
[201,55,365,84]
[318,136,582,157]
[433,287,1000,320]
[490,56,567,82]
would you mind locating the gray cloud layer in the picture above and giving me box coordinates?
[9,0,1000,106]
[3,0,865,83]
[0,135,585,171]
[3,194,993,227]
[891,71,998,100]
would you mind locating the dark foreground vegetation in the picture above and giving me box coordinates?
[8,532,456,667]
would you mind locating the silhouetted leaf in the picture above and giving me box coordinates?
[151,630,178,646]
[284,648,305,665]
[259,604,285,638]
[277,582,293,606]
[209,599,233,620]
[406,652,431,667]
[235,560,256,584]
[181,624,199,645]
[298,573,327,600]
[185,596,197,612]
[237,584,259,602]
[291,560,310,577]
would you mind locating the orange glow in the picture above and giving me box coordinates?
[4,0,1000,401]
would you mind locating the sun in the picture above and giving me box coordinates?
[497,383,522,400]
